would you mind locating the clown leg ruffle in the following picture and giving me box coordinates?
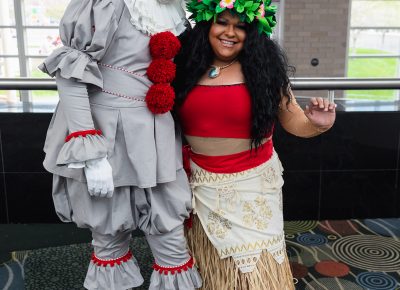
[147,225,202,290]
[83,231,144,290]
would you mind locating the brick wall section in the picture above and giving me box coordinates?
[283,0,350,96]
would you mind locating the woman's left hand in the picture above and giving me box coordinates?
[304,97,336,129]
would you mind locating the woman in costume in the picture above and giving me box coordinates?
[39,0,202,289]
[174,1,336,289]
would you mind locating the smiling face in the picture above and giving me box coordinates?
[208,11,247,64]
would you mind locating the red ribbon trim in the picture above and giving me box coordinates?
[182,145,192,179]
[91,250,133,267]
[65,129,102,142]
[184,213,194,229]
[153,256,195,275]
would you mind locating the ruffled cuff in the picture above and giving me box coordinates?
[39,46,103,88]
[84,252,144,290]
[56,133,108,165]
[150,257,202,290]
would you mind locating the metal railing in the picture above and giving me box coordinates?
[1,77,400,91]
[0,77,400,112]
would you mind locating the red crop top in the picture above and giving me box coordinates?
[179,84,252,138]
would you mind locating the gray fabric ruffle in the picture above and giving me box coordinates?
[39,47,104,88]
[40,0,183,187]
[84,256,144,290]
[56,134,108,165]
[44,98,183,188]
[52,168,192,236]
[149,267,202,290]
[39,0,119,88]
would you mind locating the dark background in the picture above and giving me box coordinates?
[0,111,399,224]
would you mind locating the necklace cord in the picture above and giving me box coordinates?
[212,59,237,70]
[208,59,237,79]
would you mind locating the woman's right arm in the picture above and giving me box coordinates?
[278,91,335,138]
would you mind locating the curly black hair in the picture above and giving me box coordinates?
[174,20,293,148]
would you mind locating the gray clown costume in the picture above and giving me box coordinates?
[39,0,202,289]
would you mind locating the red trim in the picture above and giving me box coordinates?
[65,129,102,142]
[182,145,192,179]
[149,31,181,60]
[91,250,133,267]
[153,256,195,275]
[146,32,181,115]
[184,213,193,229]
[188,140,274,174]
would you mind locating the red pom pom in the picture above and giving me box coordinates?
[150,31,181,60]
[147,59,176,83]
[146,83,175,114]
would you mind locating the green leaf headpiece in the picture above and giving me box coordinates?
[187,0,277,36]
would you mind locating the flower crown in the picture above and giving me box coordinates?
[187,0,277,36]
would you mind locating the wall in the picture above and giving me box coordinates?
[283,0,350,97]
[0,112,399,224]
[284,0,350,77]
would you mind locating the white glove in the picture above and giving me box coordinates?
[84,157,114,198]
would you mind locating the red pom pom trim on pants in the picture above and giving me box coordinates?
[91,250,133,267]
[153,256,195,275]
[65,129,102,142]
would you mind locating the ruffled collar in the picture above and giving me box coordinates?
[123,0,187,36]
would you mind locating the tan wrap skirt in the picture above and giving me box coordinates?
[186,151,295,290]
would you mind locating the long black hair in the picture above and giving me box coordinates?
[174,20,293,148]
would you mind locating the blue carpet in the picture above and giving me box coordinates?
[0,252,27,290]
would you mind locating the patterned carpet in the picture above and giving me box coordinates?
[286,219,400,290]
[1,219,399,290]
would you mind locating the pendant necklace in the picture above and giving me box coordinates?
[208,59,237,79]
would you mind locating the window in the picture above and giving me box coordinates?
[347,0,400,101]
[0,0,70,112]
[1,0,285,112]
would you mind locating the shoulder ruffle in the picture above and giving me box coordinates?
[39,47,103,87]
[39,0,119,87]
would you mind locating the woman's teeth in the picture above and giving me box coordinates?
[221,40,235,47]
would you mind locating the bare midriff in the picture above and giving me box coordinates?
[185,136,271,156]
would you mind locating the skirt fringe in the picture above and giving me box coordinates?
[186,215,295,290]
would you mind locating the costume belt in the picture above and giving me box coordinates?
[182,140,273,176]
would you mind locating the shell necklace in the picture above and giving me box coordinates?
[208,59,237,79]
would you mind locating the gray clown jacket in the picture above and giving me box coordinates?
[39,0,187,189]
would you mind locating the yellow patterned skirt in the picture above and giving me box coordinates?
[186,151,295,290]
